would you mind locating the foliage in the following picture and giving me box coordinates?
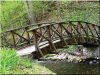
[1,1,99,32]
[0,1,50,32]
[1,1,27,32]
[59,45,78,53]
[67,45,78,52]
[0,48,54,74]
[0,48,19,74]
[55,1,99,25]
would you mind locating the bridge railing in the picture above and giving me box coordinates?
[27,21,100,56]
[1,21,100,49]
[1,22,56,48]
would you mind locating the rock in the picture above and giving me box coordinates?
[93,60,97,63]
[81,58,100,65]
[67,55,83,62]
[89,61,93,64]
[73,52,82,56]
[96,61,99,64]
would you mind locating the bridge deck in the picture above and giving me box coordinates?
[17,37,99,56]
[17,39,61,56]
[17,45,35,56]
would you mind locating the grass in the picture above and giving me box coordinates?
[58,45,78,53]
[11,58,55,74]
[0,47,55,74]
[0,48,19,74]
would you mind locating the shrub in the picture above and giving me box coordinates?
[0,48,19,74]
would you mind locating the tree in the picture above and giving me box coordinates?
[25,0,35,24]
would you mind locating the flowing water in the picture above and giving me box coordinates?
[39,46,100,74]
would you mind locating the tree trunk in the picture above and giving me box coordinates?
[25,0,35,24]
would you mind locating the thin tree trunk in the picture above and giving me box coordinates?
[25,0,35,24]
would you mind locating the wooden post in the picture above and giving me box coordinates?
[59,23,68,46]
[69,22,78,44]
[86,23,89,43]
[11,31,16,48]
[59,23,63,46]
[33,30,44,57]
[98,26,100,44]
[93,25,99,38]
[87,24,97,44]
[79,22,88,43]
[25,27,30,45]
[46,25,57,53]
[78,22,86,43]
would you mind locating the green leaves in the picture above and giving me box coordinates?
[1,1,99,32]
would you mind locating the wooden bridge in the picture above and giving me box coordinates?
[1,21,100,57]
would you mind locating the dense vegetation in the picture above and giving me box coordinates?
[0,48,19,74]
[0,48,54,74]
[1,1,99,32]
[0,1,99,74]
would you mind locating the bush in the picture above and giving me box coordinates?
[0,48,19,74]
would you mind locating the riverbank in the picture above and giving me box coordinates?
[11,57,55,74]
[1,45,100,74]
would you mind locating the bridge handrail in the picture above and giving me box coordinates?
[1,22,56,34]
[1,21,99,49]
[1,21,99,34]
[27,21,100,32]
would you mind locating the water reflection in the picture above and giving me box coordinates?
[40,61,100,74]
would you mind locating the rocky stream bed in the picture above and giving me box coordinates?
[39,49,100,65]
[37,46,100,74]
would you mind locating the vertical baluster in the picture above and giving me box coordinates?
[59,23,68,46]
[69,22,77,44]
[25,27,30,45]
[79,22,85,43]
[59,23,63,46]
[11,31,16,48]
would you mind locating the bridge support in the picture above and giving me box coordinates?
[46,25,57,53]
[33,30,44,58]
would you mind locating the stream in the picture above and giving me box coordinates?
[38,45,100,74]
[39,61,100,74]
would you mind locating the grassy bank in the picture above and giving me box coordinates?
[0,48,55,74]
[11,57,55,74]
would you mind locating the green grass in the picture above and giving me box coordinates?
[58,45,78,53]
[0,48,19,74]
[11,57,55,74]
[0,48,55,74]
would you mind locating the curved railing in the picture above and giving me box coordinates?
[1,21,100,49]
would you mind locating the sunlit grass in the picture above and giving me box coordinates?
[11,58,55,74]
[0,48,19,74]
[0,47,55,74]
